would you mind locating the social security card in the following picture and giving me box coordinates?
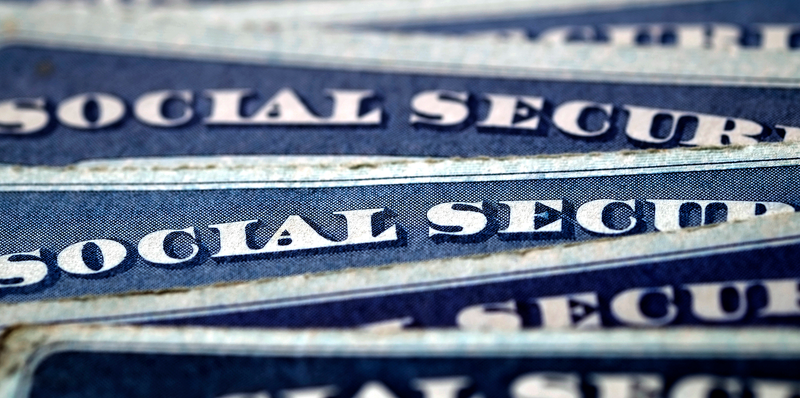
[138,0,800,53]
[3,143,800,329]
[0,3,799,165]
[137,0,798,51]
[365,0,800,52]
[2,325,800,397]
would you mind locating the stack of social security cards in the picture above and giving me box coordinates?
[1,0,800,396]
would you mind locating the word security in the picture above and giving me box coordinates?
[0,199,792,291]
[1,89,798,146]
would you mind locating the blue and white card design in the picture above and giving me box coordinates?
[112,0,800,54]
[3,156,800,329]
[367,0,800,53]
[2,325,800,397]
[1,2,800,164]
[106,0,800,53]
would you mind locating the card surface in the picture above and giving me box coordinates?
[1,43,798,165]
[367,0,800,54]
[3,180,800,329]
[1,143,799,307]
[131,0,800,54]
[1,4,800,164]
[2,325,800,397]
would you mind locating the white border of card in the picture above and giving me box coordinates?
[72,0,735,33]
[0,0,799,88]
[1,142,799,326]
[2,142,799,191]
[1,325,800,397]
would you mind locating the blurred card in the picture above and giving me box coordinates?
[0,3,799,164]
[2,325,800,397]
[364,0,800,54]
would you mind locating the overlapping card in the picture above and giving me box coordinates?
[0,0,799,395]
[3,325,800,397]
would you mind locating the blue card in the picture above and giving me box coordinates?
[0,143,798,306]
[1,43,797,165]
[2,325,800,397]
[3,150,800,329]
[1,3,800,164]
[368,0,800,53]
[120,0,800,53]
